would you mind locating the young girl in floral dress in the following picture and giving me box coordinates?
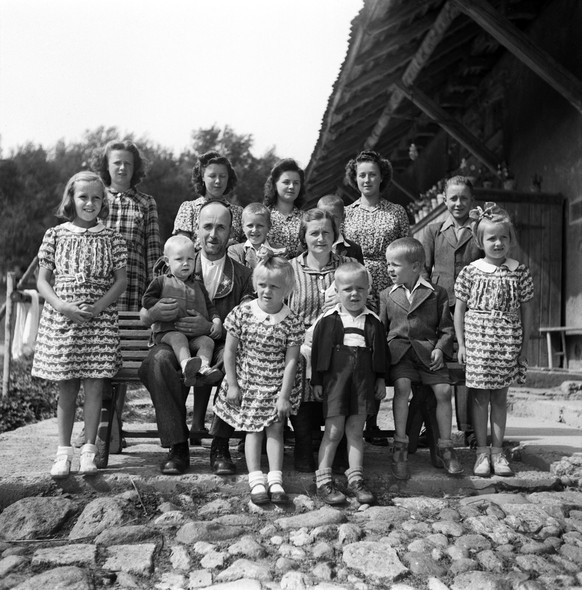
[32,171,127,478]
[454,203,534,477]
[213,254,304,505]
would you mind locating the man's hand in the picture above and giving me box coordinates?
[175,310,212,339]
[148,298,180,323]
[313,384,323,402]
[429,348,445,371]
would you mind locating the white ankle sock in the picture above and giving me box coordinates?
[248,470,266,491]
[267,470,284,493]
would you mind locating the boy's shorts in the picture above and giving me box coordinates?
[390,348,451,386]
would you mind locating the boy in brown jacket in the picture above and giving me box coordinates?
[379,238,462,480]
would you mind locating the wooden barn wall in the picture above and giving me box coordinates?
[497,0,582,367]
[412,190,564,368]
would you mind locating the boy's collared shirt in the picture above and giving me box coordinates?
[440,215,473,242]
[323,304,378,347]
[390,276,434,303]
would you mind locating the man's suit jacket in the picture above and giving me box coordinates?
[422,218,483,306]
[378,282,454,368]
[191,252,253,324]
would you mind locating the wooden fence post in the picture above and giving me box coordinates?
[2,272,16,398]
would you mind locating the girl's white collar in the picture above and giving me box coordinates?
[472,258,519,272]
[64,222,106,233]
[250,299,290,323]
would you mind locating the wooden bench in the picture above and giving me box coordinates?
[97,311,241,467]
[97,313,467,467]
[539,326,582,368]
[97,311,153,467]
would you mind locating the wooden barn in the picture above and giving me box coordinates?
[305,0,582,370]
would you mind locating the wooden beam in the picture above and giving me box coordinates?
[346,52,411,90]
[357,14,436,64]
[451,0,582,115]
[306,0,392,180]
[397,81,499,174]
[364,1,460,149]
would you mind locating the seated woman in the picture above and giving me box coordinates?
[286,208,356,471]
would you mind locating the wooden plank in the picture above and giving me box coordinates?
[364,1,460,150]
[397,81,499,175]
[451,0,582,115]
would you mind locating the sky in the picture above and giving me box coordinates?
[0,0,363,168]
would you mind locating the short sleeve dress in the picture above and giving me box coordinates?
[213,300,305,432]
[31,223,127,381]
[454,258,534,389]
[267,206,304,259]
[173,197,244,249]
[344,198,409,293]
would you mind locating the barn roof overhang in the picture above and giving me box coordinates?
[305,0,582,209]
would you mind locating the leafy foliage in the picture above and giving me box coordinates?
[0,358,59,434]
[0,125,278,275]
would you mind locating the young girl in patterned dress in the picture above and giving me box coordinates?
[32,171,127,479]
[213,254,304,505]
[454,203,533,478]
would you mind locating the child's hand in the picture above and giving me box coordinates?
[209,319,222,340]
[457,345,467,364]
[518,351,528,364]
[375,378,386,400]
[226,383,241,407]
[79,302,104,318]
[276,397,291,421]
[429,348,445,371]
[61,300,93,324]
[312,384,323,402]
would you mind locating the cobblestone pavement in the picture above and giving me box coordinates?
[0,387,581,589]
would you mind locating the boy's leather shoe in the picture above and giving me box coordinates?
[347,479,375,504]
[317,482,346,505]
[437,446,464,474]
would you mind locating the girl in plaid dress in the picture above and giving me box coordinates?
[454,203,534,478]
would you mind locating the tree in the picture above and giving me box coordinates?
[189,125,278,206]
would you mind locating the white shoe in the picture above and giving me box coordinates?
[51,446,73,479]
[473,452,491,477]
[79,443,98,476]
[491,453,514,476]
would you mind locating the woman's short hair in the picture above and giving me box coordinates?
[191,151,237,197]
[91,140,147,188]
[445,175,474,194]
[263,158,305,209]
[385,237,426,265]
[344,150,393,194]
[57,171,109,221]
[472,204,517,249]
[298,208,339,247]
[252,255,296,297]
[242,202,272,227]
